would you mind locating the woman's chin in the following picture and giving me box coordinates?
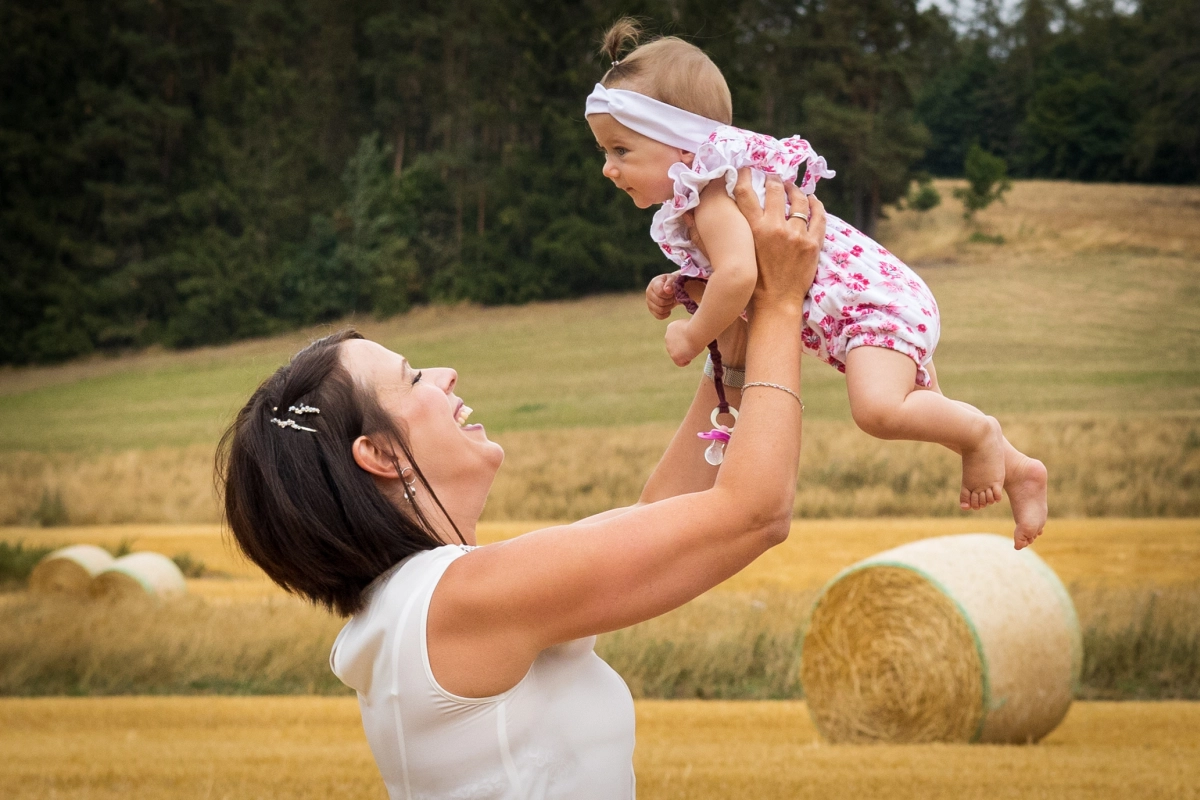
[462,423,504,463]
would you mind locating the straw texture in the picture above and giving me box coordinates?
[89,552,187,600]
[28,545,114,596]
[801,533,1081,744]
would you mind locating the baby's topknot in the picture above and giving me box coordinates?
[597,17,733,126]
[601,17,642,66]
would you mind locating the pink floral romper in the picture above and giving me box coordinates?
[650,126,941,386]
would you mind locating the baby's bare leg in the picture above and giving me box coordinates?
[845,346,1004,510]
[883,355,1047,548]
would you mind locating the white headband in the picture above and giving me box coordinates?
[585,83,723,151]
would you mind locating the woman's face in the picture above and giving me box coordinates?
[340,339,504,520]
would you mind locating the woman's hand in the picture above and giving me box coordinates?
[730,169,826,315]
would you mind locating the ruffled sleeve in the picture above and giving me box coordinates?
[650,126,835,278]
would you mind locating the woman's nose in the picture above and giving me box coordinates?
[432,367,457,393]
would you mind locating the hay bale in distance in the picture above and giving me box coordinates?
[29,544,115,596]
[89,552,187,600]
[801,533,1081,745]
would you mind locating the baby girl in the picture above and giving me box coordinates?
[585,20,1047,549]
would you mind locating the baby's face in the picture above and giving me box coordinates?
[587,113,691,209]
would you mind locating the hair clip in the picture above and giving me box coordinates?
[289,404,320,415]
[271,417,317,433]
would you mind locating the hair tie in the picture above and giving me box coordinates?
[611,59,620,67]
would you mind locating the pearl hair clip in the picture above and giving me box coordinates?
[270,417,317,433]
[289,404,320,415]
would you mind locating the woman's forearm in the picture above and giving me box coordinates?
[709,304,804,526]
[639,313,749,503]
[638,375,743,504]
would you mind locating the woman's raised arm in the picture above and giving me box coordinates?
[430,175,826,698]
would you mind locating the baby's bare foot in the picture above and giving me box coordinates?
[1005,451,1048,550]
[959,416,1006,511]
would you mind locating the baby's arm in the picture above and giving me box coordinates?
[665,180,757,366]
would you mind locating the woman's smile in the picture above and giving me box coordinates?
[453,397,484,432]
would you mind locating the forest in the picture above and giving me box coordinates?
[2,0,1196,364]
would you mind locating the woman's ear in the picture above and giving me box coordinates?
[351,434,402,479]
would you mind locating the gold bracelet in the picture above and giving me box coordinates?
[742,381,804,411]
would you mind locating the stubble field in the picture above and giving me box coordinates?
[1,698,1197,800]
[3,518,1196,700]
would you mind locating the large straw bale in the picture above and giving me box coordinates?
[801,533,1081,745]
[28,545,114,596]
[89,552,187,600]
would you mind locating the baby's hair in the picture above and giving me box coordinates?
[599,17,733,126]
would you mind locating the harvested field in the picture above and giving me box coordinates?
[0,697,1196,800]
[4,518,1195,596]
[5,414,1199,524]
[2,521,1196,700]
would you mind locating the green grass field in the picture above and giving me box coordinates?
[3,180,1198,451]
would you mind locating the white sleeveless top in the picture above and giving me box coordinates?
[330,544,637,799]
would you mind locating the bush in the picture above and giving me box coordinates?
[907,177,942,212]
[171,552,208,579]
[33,490,68,527]
[0,541,56,590]
[953,143,1011,219]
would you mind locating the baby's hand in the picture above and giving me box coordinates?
[665,320,701,367]
[646,273,678,321]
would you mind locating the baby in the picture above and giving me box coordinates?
[585,20,1047,549]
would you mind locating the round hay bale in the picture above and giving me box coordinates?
[89,552,187,600]
[29,544,115,596]
[800,533,1081,745]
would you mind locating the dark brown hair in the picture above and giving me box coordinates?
[217,329,460,616]
[599,17,733,125]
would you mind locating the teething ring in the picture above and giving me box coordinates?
[711,405,739,430]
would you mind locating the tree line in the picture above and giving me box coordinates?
[2,0,1195,364]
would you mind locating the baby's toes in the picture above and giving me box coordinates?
[960,486,972,511]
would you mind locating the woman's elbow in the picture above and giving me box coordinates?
[745,502,792,548]
[710,487,793,548]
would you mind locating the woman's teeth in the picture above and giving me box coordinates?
[455,404,473,426]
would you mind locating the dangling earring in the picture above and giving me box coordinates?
[400,466,418,503]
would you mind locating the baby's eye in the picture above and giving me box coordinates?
[614,147,628,156]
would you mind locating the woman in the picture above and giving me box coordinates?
[219,172,825,799]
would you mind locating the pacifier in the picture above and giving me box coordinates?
[697,406,739,465]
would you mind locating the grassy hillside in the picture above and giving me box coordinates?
[1,180,1198,523]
